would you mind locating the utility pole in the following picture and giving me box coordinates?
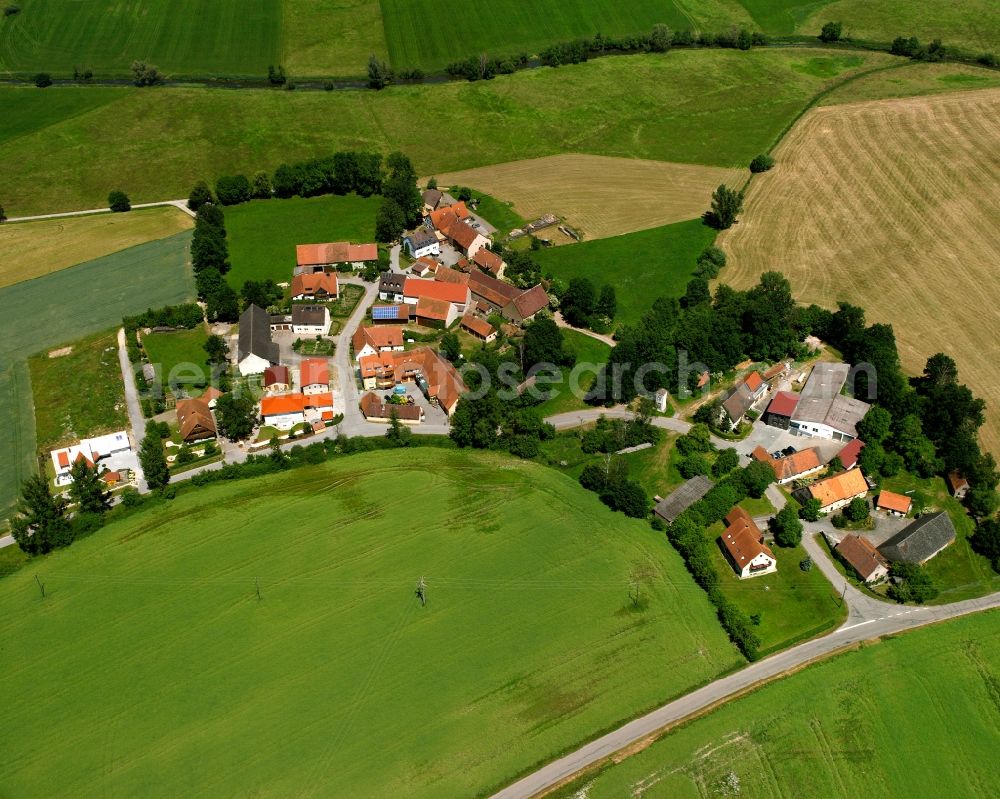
[415,577,427,607]
[34,575,45,598]
[255,578,262,601]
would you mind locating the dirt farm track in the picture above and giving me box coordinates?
[719,88,1000,455]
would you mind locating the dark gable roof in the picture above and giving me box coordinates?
[238,304,279,364]
[836,534,887,581]
[722,383,755,424]
[653,476,713,523]
[878,512,956,563]
[406,229,438,248]
[379,271,407,293]
[292,305,327,326]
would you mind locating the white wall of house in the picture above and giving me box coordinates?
[355,343,377,362]
[789,419,854,442]
[776,464,824,485]
[263,411,304,430]
[819,491,867,514]
[239,353,271,376]
[740,553,777,579]
[302,383,329,396]
[407,240,440,258]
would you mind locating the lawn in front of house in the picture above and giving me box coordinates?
[533,329,612,417]
[141,325,212,388]
[27,328,128,452]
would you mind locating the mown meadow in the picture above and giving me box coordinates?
[0,448,742,798]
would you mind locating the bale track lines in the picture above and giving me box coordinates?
[432,155,744,241]
[719,89,1000,454]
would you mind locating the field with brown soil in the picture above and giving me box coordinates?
[0,206,193,288]
[719,89,1000,453]
[431,154,744,241]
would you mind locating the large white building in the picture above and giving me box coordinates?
[50,431,133,485]
[789,362,870,442]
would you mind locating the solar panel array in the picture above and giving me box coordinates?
[372,306,399,320]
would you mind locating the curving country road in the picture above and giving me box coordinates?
[6,199,195,223]
[491,509,1000,799]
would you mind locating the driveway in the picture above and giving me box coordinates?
[116,327,148,490]
[732,423,844,464]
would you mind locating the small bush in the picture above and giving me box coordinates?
[749,154,775,173]
[819,21,843,43]
[34,72,52,88]
[108,190,131,212]
[4,4,21,17]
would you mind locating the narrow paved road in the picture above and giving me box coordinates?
[116,328,148,491]
[491,586,1000,799]
[6,199,195,223]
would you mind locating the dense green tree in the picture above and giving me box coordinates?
[203,334,229,365]
[367,53,391,89]
[600,477,648,518]
[240,279,282,310]
[10,475,71,555]
[843,496,870,523]
[743,272,796,360]
[215,174,252,206]
[798,497,823,522]
[857,440,886,476]
[887,562,938,603]
[694,245,727,279]
[383,151,422,224]
[707,184,743,229]
[561,277,597,328]
[205,280,239,322]
[69,459,111,515]
[251,171,273,200]
[676,423,714,455]
[0,204,6,223]
[819,21,843,42]
[770,504,803,547]
[522,317,567,370]
[579,463,608,493]
[34,72,52,88]
[971,518,1000,572]
[440,332,461,362]
[681,277,711,309]
[856,405,892,444]
[749,154,775,173]
[130,60,162,86]
[894,414,942,477]
[215,392,257,441]
[108,190,130,212]
[374,197,406,242]
[187,181,214,212]
[678,454,711,479]
[139,422,170,490]
[740,460,776,498]
[967,486,1000,520]
[595,284,617,320]
[648,23,673,52]
[712,448,739,477]
[385,410,412,447]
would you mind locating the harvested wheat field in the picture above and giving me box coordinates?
[0,206,193,288]
[720,89,1000,453]
[431,154,744,240]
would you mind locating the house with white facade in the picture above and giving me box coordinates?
[790,362,870,442]
[238,304,280,376]
[291,305,330,336]
[720,507,777,579]
[403,229,440,258]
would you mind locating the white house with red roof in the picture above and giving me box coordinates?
[299,358,330,395]
[50,431,133,485]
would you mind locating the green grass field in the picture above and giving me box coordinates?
[801,0,1000,54]
[878,473,1000,603]
[533,329,612,417]
[141,325,211,387]
[27,328,128,451]
[0,232,194,516]
[0,48,896,215]
[0,448,742,797]
[535,219,718,325]
[0,86,127,145]
[0,0,281,77]
[470,190,527,237]
[705,517,846,654]
[225,194,379,286]
[380,0,695,71]
[555,608,1000,798]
